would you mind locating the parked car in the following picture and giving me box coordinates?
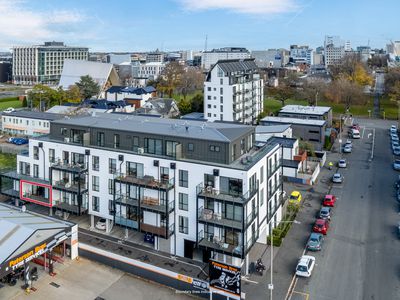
[345,140,353,147]
[323,194,337,207]
[391,134,399,142]
[338,159,347,168]
[3,107,15,113]
[95,218,107,230]
[390,125,397,134]
[295,255,316,277]
[289,191,302,204]
[352,124,361,131]
[313,219,330,235]
[7,137,28,145]
[332,173,343,183]
[350,129,360,139]
[392,141,399,150]
[319,206,332,220]
[343,145,352,153]
[306,233,324,251]
[393,160,400,171]
[394,147,400,156]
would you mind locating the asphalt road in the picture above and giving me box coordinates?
[290,120,400,300]
[373,73,384,117]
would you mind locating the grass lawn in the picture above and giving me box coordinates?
[171,91,203,102]
[0,153,16,171]
[0,100,23,110]
[380,96,398,120]
[264,97,373,117]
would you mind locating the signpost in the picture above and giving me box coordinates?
[209,259,241,300]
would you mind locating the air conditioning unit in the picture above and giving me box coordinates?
[137,147,144,154]
[64,137,70,143]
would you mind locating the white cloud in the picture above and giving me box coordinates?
[0,0,85,48]
[178,0,299,15]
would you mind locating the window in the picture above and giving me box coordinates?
[223,203,242,222]
[309,130,319,134]
[19,162,30,176]
[132,136,139,152]
[92,196,99,212]
[179,170,188,188]
[113,134,120,148]
[179,193,188,211]
[207,113,211,117]
[260,188,264,206]
[207,87,211,91]
[210,145,220,152]
[220,87,223,95]
[126,162,144,177]
[220,96,223,103]
[166,141,178,157]
[188,143,194,152]
[207,96,211,100]
[220,105,223,112]
[61,127,67,136]
[33,146,39,160]
[97,132,105,147]
[108,179,114,195]
[179,216,189,234]
[207,104,211,109]
[144,138,162,155]
[109,158,116,173]
[220,78,223,85]
[92,176,99,191]
[260,166,264,183]
[92,156,99,171]
[33,164,39,178]
[249,173,257,193]
[49,149,55,163]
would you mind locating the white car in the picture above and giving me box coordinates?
[95,218,107,230]
[390,125,397,134]
[332,173,343,183]
[392,135,399,142]
[350,129,360,139]
[3,107,15,113]
[338,159,347,168]
[343,145,352,153]
[296,255,316,277]
[345,140,352,147]
[394,160,400,171]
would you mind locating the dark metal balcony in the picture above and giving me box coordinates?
[54,201,88,215]
[140,197,174,213]
[196,182,258,204]
[51,160,88,173]
[197,230,243,258]
[52,180,88,194]
[115,195,139,207]
[198,207,242,230]
[1,171,50,185]
[115,173,175,190]
[140,222,174,239]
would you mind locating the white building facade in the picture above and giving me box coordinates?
[289,45,314,65]
[324,36,345,67]
[0,114,284,269]
[202,48,251,70]
[138,62,166,80]
[204,59,263,124]
[12,42,88,84]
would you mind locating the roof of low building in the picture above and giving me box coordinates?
[255,124,291,134]
[1,110,64,121]
[53,113,253,142]
[106,86,156,95]
[267,136,297,148]
[261,116,326,126]
[136,98,179,116]
[0,203,73,266]
[181,112,206,121]
[282,159,300,168]
[279,105,331,115]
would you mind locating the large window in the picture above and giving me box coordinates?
[72,153,84,165]
[33,146,39,160]
[92,196,99,212]
[92,176,99,191]
[113,134,120,148]
[166,141,178,157]
[108,179,114,195]
[132,136,139,152]
[33,164,39,178]
[144,138,162,155]
[97,132,105,147]
[92,156,99,171]
[179,193,188,211]
[179,216,189,234]
[126,162,144,178]
[49,149,55,163]
[223,203,242,222]
[62,151,69,164]
[179,170,188,188]
[220,177,242,195]
[109,158,116,174]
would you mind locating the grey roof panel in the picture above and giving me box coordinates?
[216,59,258,73]
[2,110,64,121]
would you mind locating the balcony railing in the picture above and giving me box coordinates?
[51,159,87,173]
[115,195,139,207]
[115,215,138,229]
[140,222,174,238]
[197,230,243,257]
[52,180,87,194]
[140,197,175,213]
[1,171,50,185]
[196,181,258,204]
[198,207,242,230]
[114,173,175,190]
[54,201,88,215]
[245,231,259,253]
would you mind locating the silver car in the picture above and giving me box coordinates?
[343,145,352,153]
[394,160,400,171]
[332,173,343,183]
[338,159,347,168]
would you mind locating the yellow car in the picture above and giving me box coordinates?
[289,191,302,204]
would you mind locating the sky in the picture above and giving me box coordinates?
[0,0,398,52]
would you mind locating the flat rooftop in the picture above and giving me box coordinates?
[2,110,64,121]
[261,116,326,127]
[256,124,291,134]
[279,105,331,115]
[53,113,254,143]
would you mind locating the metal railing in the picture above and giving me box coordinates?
[198,207,243,230]
[51,158,87,173]
[114,172,175,190]
[196,181,258,204]
[197,230,242,256]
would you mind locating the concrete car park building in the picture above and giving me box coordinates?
[0,113,284,268]
[204,59,263,124]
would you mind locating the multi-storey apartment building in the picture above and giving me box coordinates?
[12,42,89,84]
[138,62,166,80]
[289,45,314,65]
[204,59,263,124]
[202,47,251,70]
[324,36,345,67]
[0,113,283,268]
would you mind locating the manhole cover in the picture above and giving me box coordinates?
[49,282,60,288]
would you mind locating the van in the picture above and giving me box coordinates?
[350,129,360,139]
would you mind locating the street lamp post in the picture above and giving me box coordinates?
[268,219,301,300]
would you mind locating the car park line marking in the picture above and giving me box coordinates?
[291,290,310,300]
[285,245,307,300]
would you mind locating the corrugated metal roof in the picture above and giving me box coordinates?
[214,59,258,73]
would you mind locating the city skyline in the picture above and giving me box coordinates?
[0,0,398,52]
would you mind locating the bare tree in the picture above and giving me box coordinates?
[178,68,204,100]
[158,62,184,98]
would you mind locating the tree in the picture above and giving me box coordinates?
[65,85,82,103]
[177,99,192,115]
[300,79,327,106]
[329,53,373,86]
[76,75,100,100]
[158,62,184,98]
[190,94,204,113]
[268,85,295,106]
[178,68,204,100]
[27,84,61,110]
[324,75,365,109]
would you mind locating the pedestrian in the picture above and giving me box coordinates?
[328,161,333,170]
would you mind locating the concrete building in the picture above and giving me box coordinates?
[1,111,64,136]
[278,105,332,126]
[201,47,251,70]
[12,42,88,84]
[138,62,166,81]
[289,45,314,65]
[0,113,284,269]
[105,86,156,105]
[255,124,292,142]
[251,49,285,68]
[204,59,263,124]
[136,98,180,118]
[146,51,165,63]
[260,116,327,150]
[324,36,345,67]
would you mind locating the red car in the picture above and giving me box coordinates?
[352,124,360,131]
[313,219,329,235]
[323,194,336,207]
